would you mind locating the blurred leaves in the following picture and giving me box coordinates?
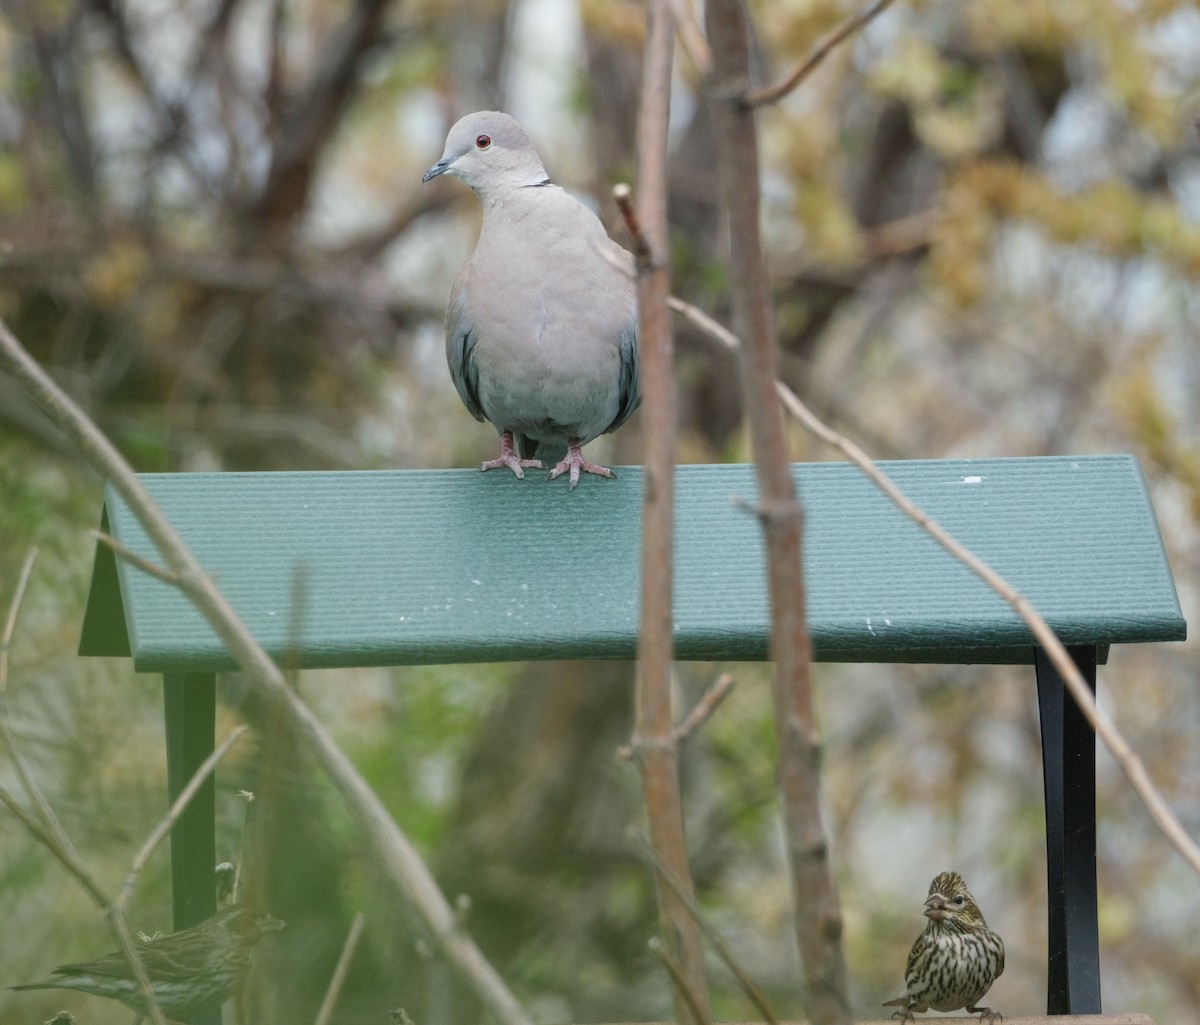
[1,0,1199,1022]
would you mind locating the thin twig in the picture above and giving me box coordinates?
[0,547,38,674]
[742,0,900,107]
[2,682,243,1025]
[0,785,109,908]
[0,576,152,1025]
[313,912,366,1025]
[92,529,181,585]
[618,672,736,759]
[0,783,173,1023]
[613,183,651,261]
[0,548,89,870]
[669,295,741,347]
[0,317,536,1025]
[671,672,736,745]
[105,910,171,1025]
[634,831,781,1025]
[648,938,713,1025]
[672,292,1200,877]
[666,0,713,74]
[116,725,250,910]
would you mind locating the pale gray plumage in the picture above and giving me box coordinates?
[422,111,639,487]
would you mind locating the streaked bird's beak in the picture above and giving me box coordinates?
[422,156,454,183]
[923,894,949,921]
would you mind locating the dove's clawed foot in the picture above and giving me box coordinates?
[481,432,544,479]
[547,439,616,490]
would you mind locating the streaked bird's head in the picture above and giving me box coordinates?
[922,870,987,927]
[222,907,286,946]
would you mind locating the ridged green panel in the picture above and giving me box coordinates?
[79,456,1186,671]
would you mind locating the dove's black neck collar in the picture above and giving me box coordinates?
[522,177,553,188]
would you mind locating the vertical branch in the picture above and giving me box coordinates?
[630,1,712,1023]
[703,1,850,1023]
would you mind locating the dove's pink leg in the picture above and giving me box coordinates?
[481,431,544,479]
[547,439,616,489]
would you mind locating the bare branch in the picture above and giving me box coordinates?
[613,183,652,261]
[672,291,1200,878]
[2,597,243,1025]
[252,0,392,233]
[0,785,109,909]
[313,912,366,1025]
[0,316,535,1025]
[334,190,456,262]
[631,2,712,1022]
[618,672,736,760]
[671,672,736,746]
[742,0,900,107]
[706,2,849,1021]
[648,938,712,1025]
[666,0,713,75]
[774,387,1200,877]
[635,832,781,1025]
[105,910,171,1025]
[91,530,180,585]
[0,769,169,1025]
[116,726,251,911]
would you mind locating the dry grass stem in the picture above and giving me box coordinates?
[313,912,366,1025]
[1,547,93,875]
[1,547,38,677]
[0,316,535,1025]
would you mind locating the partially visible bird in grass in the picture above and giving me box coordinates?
[11,905,284,1023]
[882,870,1005,1022]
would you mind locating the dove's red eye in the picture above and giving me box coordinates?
[476,135,492,149]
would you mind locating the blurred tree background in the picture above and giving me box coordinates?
[1,0,1198,1023]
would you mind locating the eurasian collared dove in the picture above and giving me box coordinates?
[422,111,640,488]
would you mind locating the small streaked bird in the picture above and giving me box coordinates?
[883,870,1005,1022]
[11,905,284,1022]
[422,111,640,489]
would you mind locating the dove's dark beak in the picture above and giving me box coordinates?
[422,157,454,183]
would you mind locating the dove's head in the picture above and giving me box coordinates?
[422,111,550,194]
